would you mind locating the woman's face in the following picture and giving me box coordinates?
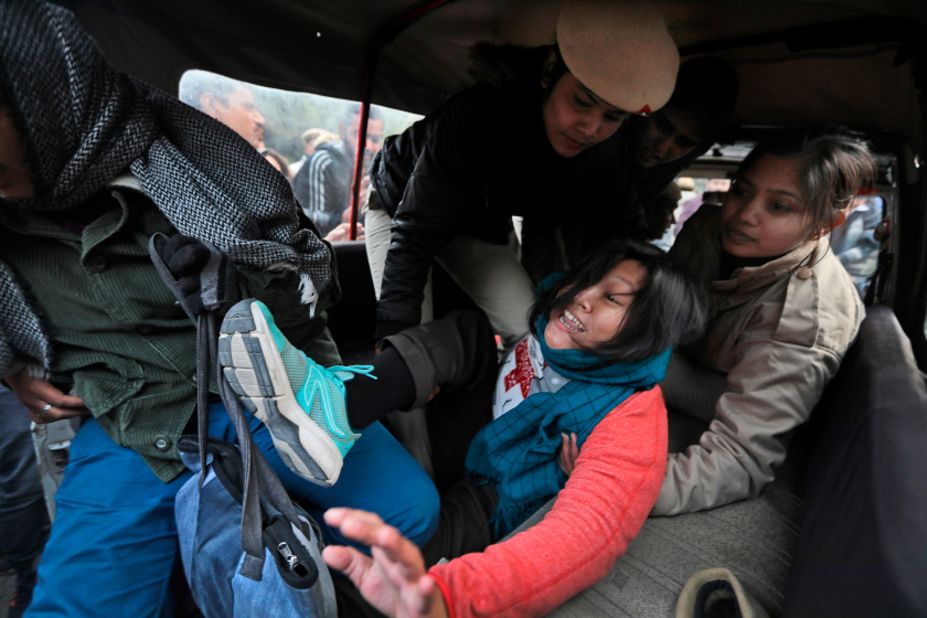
[544,259,646,351]
[0,108,34,199]
[541,73,628,158]
[721,154,816,258]
[634,107,703,169]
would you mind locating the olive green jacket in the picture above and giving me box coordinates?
[0,180,340,481]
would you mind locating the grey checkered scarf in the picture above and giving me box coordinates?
[0,0,335,375]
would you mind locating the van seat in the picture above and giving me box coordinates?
[327,240,377,365]
[784,305,927,616]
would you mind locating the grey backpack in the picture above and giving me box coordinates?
[175,436,336,618]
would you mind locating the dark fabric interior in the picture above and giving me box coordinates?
[784,305,927,617]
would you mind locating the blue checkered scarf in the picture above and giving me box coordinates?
[465,315,671,538]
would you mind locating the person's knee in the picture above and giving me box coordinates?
[446,309,488,332]
[393,477,440,547]
[445,310,496,353]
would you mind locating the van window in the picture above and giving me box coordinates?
[651,175,731,252]
[177,69,421,241]
[831,194,884,298]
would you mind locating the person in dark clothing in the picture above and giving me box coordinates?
[521,56,739,280]
[0,387,49,617]
[292,106,384,237]
[364,0,681,348]
[631,56,740,204]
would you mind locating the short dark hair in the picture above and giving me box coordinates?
[666,56,738,139]
[343,104,385,141]
[530,239,708,362]
[738,126,877,232]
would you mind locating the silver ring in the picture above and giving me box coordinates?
[39,403,53,417]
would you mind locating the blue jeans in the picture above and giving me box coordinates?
[0,388,48,570]
[27,403,438,617]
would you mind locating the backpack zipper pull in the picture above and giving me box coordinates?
[277,541,300,571]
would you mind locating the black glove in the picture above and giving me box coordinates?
[149,233,237,320]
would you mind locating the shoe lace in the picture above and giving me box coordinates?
[327,364,377,382]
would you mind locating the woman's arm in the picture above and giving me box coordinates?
[428,387,667,618]
[653,336,842,516]
[375,91,498,340]
[325,388,666,618]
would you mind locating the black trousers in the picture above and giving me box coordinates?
[383,310,499,491]
[384,311,502,563]
[334,312,504,616]
[422,477,498,566]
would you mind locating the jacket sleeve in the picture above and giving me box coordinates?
[428,388,667,618]
[375,96,495,339]
[653,333,842,515]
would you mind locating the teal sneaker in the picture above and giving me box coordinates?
[218,299,373,486]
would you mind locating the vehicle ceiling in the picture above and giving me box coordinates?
[59,0,927,143]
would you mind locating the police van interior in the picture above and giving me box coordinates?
[24,0,927,616]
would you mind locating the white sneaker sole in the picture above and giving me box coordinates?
[218,299,343,486]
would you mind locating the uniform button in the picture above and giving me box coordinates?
[84,255,108,273]
[154,436,172,451]
[796,267,814,280]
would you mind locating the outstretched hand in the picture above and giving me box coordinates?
[322,508,448,618]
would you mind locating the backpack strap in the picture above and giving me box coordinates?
[151,233,318,582]
[217,366,316,579]
[216,369,267,579]
[150,232,231,480]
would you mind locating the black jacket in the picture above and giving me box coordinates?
[520,115,714,283]
[370,83,640,339]
[292,141,352,237]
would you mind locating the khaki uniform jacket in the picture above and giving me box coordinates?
[654,206,864,515]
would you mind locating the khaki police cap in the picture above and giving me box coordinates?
[557,0,680,114]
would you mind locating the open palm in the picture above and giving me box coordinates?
[322,508,447,618]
